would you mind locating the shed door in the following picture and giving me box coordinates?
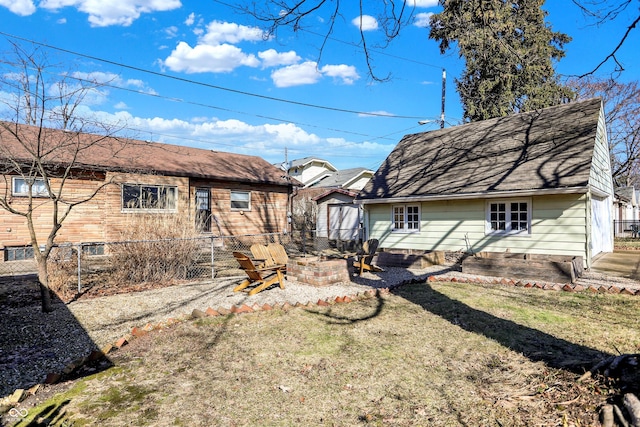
[591,195,613,256]
[328,204,360,240]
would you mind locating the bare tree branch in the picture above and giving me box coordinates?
[579,13,640,77]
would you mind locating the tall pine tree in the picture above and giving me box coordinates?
[429,0,575,121]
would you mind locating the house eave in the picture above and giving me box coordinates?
[355,186,590,205]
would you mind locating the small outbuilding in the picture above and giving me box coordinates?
[356,98,614,270]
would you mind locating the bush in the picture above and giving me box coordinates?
[47,246,80,301]
[110,213,203,285]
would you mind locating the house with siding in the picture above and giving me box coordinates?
[285,157,373,239]
[0,121,297,262]
[356,98,614,269]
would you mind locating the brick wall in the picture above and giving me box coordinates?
[1,173,291,257]
[194,179,289,236]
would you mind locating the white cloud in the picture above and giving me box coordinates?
[57,17,67,24]
[271,61,323,88]
[164,41,260,73]
[352,15,378,31]
[114,101,129,110]
[271,61,360,87]
[413,12,433,28]
[185,12,195,26]
[319,64,359,85]
[258,49,301,68]
[0,0,36,16]
[405,0,438,7]
[39,0,182,27]
[200,21,266,45]
[165,25,179,38]
[163,20,268,74]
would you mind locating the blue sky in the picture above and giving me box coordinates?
[0,0,638,171]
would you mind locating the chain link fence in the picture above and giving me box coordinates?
[0,228,365,296]
[613,220,640,238]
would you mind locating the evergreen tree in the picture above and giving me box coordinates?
[429,0,575,121]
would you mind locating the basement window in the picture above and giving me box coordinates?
[82,244,105,256]
[4,245,34,261]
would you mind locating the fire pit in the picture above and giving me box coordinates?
[287,256,350,287]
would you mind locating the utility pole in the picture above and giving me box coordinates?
[440,69,446,129]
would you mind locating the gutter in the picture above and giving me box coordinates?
[355,186,591,205]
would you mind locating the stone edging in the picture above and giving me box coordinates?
[2,273,638,408]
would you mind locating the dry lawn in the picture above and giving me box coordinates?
[7,281,640,427]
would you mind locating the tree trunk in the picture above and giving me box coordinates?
[37,258,54,313]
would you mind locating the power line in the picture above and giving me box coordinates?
[0,31,426,120]
[62,73,399,142]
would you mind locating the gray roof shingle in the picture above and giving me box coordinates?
[358,98,602,201]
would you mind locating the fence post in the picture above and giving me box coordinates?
[302,223,307,256]
[76,243,82,294]
[210,236,215,279]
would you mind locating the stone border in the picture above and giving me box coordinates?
[2,273,637,409]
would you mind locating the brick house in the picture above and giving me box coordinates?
[0,122,298,261]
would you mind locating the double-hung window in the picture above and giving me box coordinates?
[392,204,420,232]
[12,177,49,197]
[486,199,531,234]
[122,184,177,211]
[230,190,251,211]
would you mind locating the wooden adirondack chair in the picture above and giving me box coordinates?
[250,244,276,268]
[267,243,288,268]
[232,252,285,296]
[353,239,383,275]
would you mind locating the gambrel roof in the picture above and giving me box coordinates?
[358,98,604,202]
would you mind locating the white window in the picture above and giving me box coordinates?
[486,199,531,234]
[12,177,49,197]
[230,190,251,211]
[392,204,420,232]
[122,184,177,211]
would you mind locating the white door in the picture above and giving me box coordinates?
[591,195,613,256]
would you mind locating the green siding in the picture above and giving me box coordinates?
[589,107,614,195]
[365,193,588,264]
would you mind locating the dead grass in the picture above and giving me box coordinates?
[8,282,640,427]
[615,238,640,251]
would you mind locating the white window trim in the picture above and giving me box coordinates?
[230,190,251,211]
[485,198,532,235]
[391,204,421,233]
[12,176,49,197]
[121,183,178,213]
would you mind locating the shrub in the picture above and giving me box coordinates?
[47,245,81,301]
[109,213,203,285]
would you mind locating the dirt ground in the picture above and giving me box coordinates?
[2,280,639,427]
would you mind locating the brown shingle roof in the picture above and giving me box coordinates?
[0,122,296,186]
[358,98,603,201]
